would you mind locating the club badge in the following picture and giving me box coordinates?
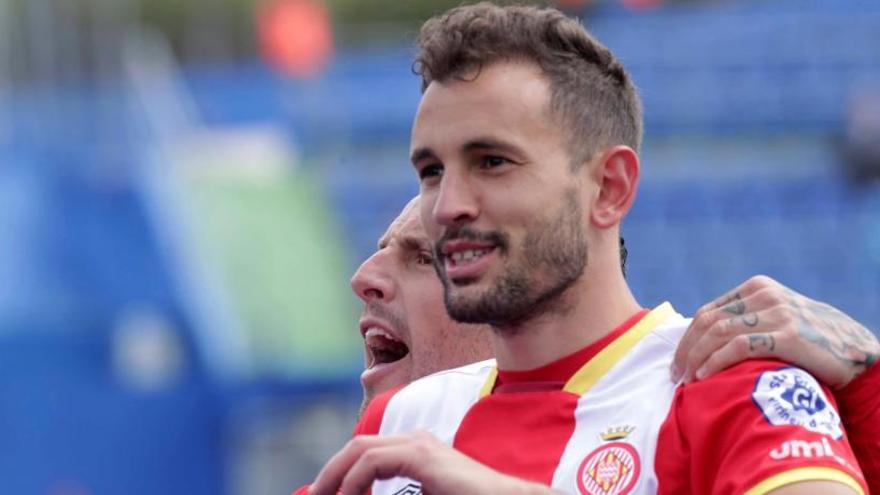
[577,442,640,495]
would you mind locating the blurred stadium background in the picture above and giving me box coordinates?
[0,0,878,493]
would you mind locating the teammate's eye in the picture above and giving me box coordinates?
[416,251,434,266]
[419,164,443,181]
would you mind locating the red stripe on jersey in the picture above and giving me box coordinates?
[452,390,580,484]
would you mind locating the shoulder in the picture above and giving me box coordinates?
[659,359,867,494]
[676,359,845,437]
[421,357,497,381]
[389,358,496,413]
[357,359,497,439]
[648,312,690,349]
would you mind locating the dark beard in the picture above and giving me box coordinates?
[436,189,587,329]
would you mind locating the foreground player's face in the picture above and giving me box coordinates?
[350,198,491,410]
[410,61,589,327]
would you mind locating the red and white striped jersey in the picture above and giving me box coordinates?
[355,303,868,495]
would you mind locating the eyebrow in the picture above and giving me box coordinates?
[377,233,428,252]
[400,235,429,252]
[462,138,525,157]
[377,233,391,250]
[410,147,436,165]
[410,137,526,165]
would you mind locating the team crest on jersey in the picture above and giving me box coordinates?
[576,442,640,495]
[752,367,843,439]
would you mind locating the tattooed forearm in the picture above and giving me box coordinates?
[794,300,880,373]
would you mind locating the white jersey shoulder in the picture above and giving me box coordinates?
[374,359,497,495]
[378,358,496,442]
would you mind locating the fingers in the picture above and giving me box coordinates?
[338,432,438,495]
[693,333,777,381]
[339,444,410,495]
[671,275,781,380]
[676,279,790,383]
[310,435,413,495]
[680,308,771,383]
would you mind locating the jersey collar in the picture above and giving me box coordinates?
[479,302,676,398]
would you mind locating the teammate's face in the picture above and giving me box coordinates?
[350,198,491,411]
[411,61,590,327]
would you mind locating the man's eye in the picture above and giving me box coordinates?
[416,251,434,265]
[419,164,443,181]
[482,155,509,168]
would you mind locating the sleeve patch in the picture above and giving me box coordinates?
[751,367,843,440]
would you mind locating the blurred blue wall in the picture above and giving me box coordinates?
[0,0,878,493]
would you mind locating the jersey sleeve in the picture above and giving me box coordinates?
[656,359,867,495]
[836,363,880,494]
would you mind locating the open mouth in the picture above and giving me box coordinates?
[364,327,409,367]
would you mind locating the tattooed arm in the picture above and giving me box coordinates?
[671,275,879,389]
[671,275,880,494]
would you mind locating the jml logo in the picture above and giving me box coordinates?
[769,437,857,471]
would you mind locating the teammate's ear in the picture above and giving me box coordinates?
[590,146,640,229]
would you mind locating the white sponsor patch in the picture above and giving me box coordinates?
[752,367,842,439]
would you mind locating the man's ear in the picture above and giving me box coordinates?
[589,146,640,229]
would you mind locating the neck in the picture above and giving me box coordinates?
[490,253,641,372]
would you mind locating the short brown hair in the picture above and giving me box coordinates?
[415,2,642,164]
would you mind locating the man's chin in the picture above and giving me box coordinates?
[445,296,494,325]
[445,286,535,327]
[360,362,411,413]
[444,278,491,305]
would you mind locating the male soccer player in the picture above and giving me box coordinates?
[353,197,492,414]
[309,4,873,494]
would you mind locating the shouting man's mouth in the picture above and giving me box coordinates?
[364,326,409,367]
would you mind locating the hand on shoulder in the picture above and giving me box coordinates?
[672,275,879,389]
